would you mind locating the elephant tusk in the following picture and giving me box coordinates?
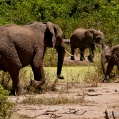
[65,49,74,56]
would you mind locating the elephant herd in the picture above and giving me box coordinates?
[69,28,119,82]
[0,21,118,96]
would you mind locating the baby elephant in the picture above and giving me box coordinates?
[70,28,105,62]
[101,45,119,82]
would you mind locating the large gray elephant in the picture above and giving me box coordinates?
[70,28,105,62]
[101,45,119,82]
[0,21,65,95]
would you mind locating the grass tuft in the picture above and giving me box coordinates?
[21,94,85,105]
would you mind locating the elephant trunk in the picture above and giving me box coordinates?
[101,41,105,50]
[101,54,107,76]
[101,46,110,76]
[56,46,65,79]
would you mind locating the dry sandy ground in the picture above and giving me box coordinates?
[9,82,119,119]
[8,56,119,119]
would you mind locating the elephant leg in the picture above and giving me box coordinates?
[8,59,22,95]
[104,62,114,82]
[30,52,45,89]
[9,70,22,96]
[80,49,85,61]
[88,46,94,62]
[4,49,23,95]
[30,64,45,90]
[70,47,75,60]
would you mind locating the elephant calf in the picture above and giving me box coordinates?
[101,45,119,82]
[70,28,105,62]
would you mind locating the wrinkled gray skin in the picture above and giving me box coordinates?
[70,28,105,62]
[101,45,119,82]
[0,22,65,95]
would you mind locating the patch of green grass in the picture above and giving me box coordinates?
[18,66,97,82]
[44,66,96,82]
[0,65,101,94]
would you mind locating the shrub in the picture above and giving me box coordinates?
[0,85,14,119]
[0,0,119,46]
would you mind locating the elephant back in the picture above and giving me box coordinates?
[70,28,88,48]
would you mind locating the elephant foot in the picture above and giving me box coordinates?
[102,76,110,83]
[30,80,45,89]
[10,89,15,96]
[110,74,115,78]
[30,80,43,93]
[70,56,75,60]
[10,88,25,96]
[80,57,85,61]
[102,79,109,83]
[88,56,93,62]
[57,75,64,79]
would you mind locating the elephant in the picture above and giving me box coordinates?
[70,28,105,62]
[101,45,119,82]
[0,21,65,95]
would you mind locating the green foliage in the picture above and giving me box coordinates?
[0,85,13,119]
[0,0,119,44]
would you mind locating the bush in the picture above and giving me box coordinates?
[0,85,13,119]
[0,0,119,46]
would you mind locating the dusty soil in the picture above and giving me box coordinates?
[9,56,119,119]
[9,82,119,119]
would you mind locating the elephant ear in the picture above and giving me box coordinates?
[85,29,95,44]
[46,22,56,48]
[46,21,63,48]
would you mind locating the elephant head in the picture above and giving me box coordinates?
[85,29,105,49]
[46,22,65,79]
